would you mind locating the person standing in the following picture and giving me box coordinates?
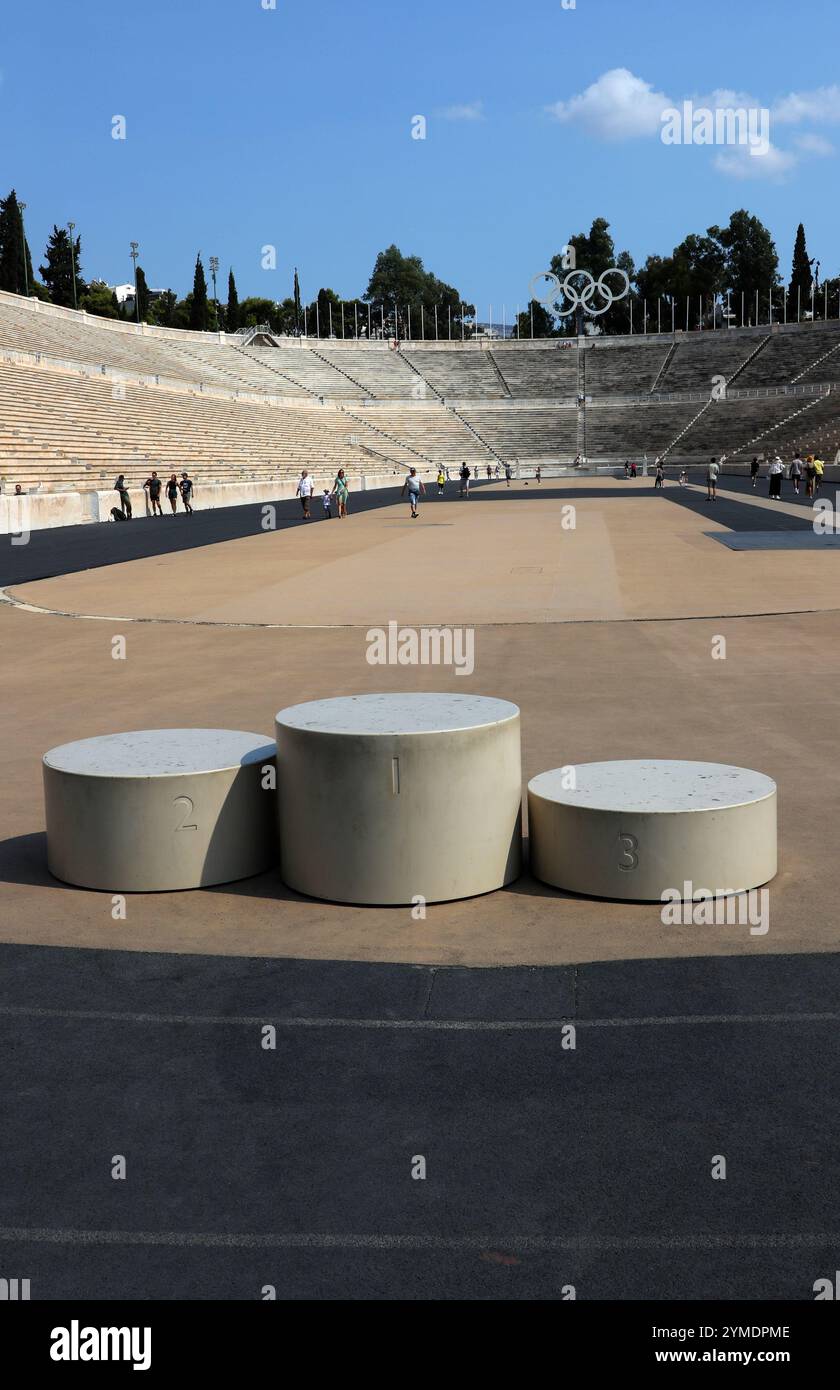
[144,470,163,516]
[296,469,314,519]
[114,473,133,519]
[166,473,179,513]
[805,455,817,498]
[459,462,469,498]
[504,463,512,487]
[789,453,803,495]
[654,462,665,490]
[706,457,719,501]
[768,455,784,499]
[750,456,760,489]
[813,454,825,497]
[401,466,425,519]
[321,488,332,518]
[332,468,349,518]
[179,472,194,514]
[436,468,445,495]
[536,466,542,484]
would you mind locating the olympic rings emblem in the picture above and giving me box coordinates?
[528,267,631,316]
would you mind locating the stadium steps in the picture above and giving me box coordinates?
[790,337,840,384]
[725,334,771,386]
[577,350,586,457]
[394,349,444,399]
[724,391,829,460]
[486,351,513,397]
[662,398,713,460]
[232,346,320,399]
[309,348,373,398]
[338,407,433,466]
[449,407,502,464]
[650,343,677,393]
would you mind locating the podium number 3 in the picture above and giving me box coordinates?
[174,796,198,831]
[618,832,639,871]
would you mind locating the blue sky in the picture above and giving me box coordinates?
[1,0,838,314]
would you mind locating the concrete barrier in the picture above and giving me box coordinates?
[0,490,86,535]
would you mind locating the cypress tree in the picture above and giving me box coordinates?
[0,189,32,294]
[789,223,813,317]
[134,266,150,321]
[226,269,239,331]
[190,253,209,330]
[39,225,83,307]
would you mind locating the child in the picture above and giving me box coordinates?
[322,488,332,518]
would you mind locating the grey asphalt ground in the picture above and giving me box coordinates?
[1,944,838,1300]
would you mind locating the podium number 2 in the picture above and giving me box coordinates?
[618,832,638,871]
[174,796,198,831]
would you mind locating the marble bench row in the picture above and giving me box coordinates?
[42,694,777,903]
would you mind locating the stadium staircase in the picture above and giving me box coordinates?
[486,351,514,397]
[394,349,444,399]
[650,343,677,393]
[791,337,840,384]
[725,333,770,386]
[309,348,372,398]
[232,345,320,398]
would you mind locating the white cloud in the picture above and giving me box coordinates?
[774,86,840,124]
[713,143,796,180]
[794,132,835,156]
[437,101,484,122]
[546,68,672,139]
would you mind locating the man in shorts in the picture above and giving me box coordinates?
[401,466,425,518]
[114,473,133,519]
[296,469,314,519]
[706,457,720,501]
[179,472,194,514]
[143,470,163,516]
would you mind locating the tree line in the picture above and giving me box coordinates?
[0,188,834,339]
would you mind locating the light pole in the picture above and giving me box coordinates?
[129,241,140,322]
[67,221,77,310]
[19,202,29,295]
[209,256,219,329]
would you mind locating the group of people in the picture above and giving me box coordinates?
[294,468,351,520]
[749,452,825,499]
[113,471,194,519]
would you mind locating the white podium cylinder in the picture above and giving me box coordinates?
[275,694,522,904]
[44,729,277,892]
[528,760,777,901]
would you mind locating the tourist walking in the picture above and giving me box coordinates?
[296,469,314,519]
[401,466,425,518]
[459,463,471,498]
[536,466,542,484]
[654,462,664,490]
[179,472,194,514]
[813,454,825,497]
[768,455,784,499]
[789,453,803,495]
[437,468,445,495]
[332,468,349,517]
[504,463,512,487]
[144,470,163,516]
[750,456,760,488]
[805,455,817,498]
[166,473,179,513]
[321,488,332,518]
[706,457,719,501]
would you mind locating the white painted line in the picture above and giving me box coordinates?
[0,1004,836,1031]
[0,1226,835,1251]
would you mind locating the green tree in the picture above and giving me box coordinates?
[39,225,85,308]
[189,253,209,330]
[81,281,120,319]
[146,289,177,327]
[788,223,813,320]
[709,209,779,323]
[0,189,33,295]
[133,266,150,322]
[551,218,636,334]
[226,269,239,332]
[363,244,472,338]
[513,299,557,338]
